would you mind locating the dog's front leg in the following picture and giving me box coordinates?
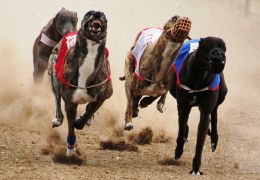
[175,103,191,160]
[124,53,136,130]
[50,53,64,128]
[190,112,210,175]
[124,84,134,130]
[210,106,218,152]
[74,99,105,130]
[65,102,78,156]
[191,92,218,175]
[132,95,142,118]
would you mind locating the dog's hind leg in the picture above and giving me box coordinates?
[74,99,105,130]
[65,102,77,156]
[132,95,142,118]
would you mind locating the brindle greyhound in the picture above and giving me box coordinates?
[120,16,192,130]
[169,37,227,175]
[33,8,78,83]
[48,10,112,155]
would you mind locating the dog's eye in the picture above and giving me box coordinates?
[171,15,179,22]
[59,17,65,24]
[72,19,77,26]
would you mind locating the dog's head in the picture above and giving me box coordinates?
[53,8,78,36]
[163,15,191,42]
[198,37,226,74]
[79,10,107,42]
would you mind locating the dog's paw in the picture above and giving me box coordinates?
[52,118,63,128]
[211,143,217,152]
[74,117,86,130]
[124,122,134,131]
[66,147,76,156]
[174,145,184,160]
[210,133,218,152]
[189,170,203,176]
[157,103,165,113]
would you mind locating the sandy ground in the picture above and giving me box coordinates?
[0,0,260,179]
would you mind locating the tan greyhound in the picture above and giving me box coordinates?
[120,15,192,130]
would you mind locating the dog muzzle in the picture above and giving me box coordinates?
[171,17,192,42]
[209,48,226,73]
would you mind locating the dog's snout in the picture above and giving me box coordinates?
[209,48,226,73]
[210,48,225,63]
[94,11,102,18]
[62,22,76,35]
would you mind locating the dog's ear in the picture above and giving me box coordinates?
[56,7,66,17]
[163,15,179,31]
[199,38,204,44]
[73,12,78,25]
[197,38,207,52]
[220,38,226,52]
[53,8,65,23]
[163,19,173,31]
[199,38,207,47]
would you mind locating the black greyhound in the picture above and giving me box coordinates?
[169,37,227,175]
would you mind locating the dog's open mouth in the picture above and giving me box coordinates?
[91,20,102,32]
[84,19,103,35]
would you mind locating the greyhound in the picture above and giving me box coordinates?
[170,37,228,175]
[48,10,112,155]
[33,8,78,83]
[120,15,192,130]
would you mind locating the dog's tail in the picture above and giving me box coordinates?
[119,76,125,81]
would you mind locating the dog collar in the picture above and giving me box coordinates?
[40,33,58,47]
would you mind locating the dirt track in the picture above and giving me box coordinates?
[0,0,260,179]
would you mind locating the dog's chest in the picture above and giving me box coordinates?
[72,40,100,104]
[78,40,99,88]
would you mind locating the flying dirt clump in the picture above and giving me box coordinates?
[100,138,138,152]
[152,129,172,143]
[158,156,182,166]
[100,127,154,151]
[128,127,153,145]
[41,130,86,165]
